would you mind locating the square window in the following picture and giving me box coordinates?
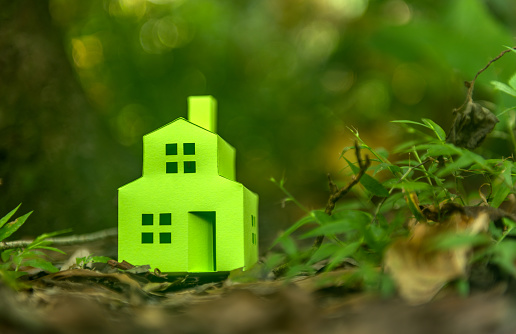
[166,143,177,155]
[160,213,171,225]
[184,161,196,173]
[160,232,171,244]
[142,232,153,244]
[166,162,178,173]
[142,214,153,225]
[184,143,195,155]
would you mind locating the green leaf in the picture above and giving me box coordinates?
[392,181,432,192]
[30,246,66,255]
[491,240,516,276]
[489,222,503,240]
[456,278,469,298]
[422,118,446,142]
[271,213,318,247]
[491,161,513,208]
[20,250,48,259]
[344,157,389,197]
[90,256,111,263]
[22,258,59,273]
[391,120,430,128]
[1,249,15,262]
[0,204,21,229]
[312,210,333,224]
[32,229,72,244]
[376,147,389,159]
[0,211,32,242]
[428,233,491,251]
[264,253,286,272]
[491,81,516,97]
[363,224,389,251]
[278,236,298,257]
[301,221,360,239]
[405,191,426,222]
[464,151,491,172]
[360,175,390,197]
[509,72,516,91]
[437,154,473,177]
[394,139,427,154]
[326,241,362,271]
[0,269,28,290]
[503,217,516,229]
[308,243,341,265]
[285,263,315,279]
[301,210,371,238]
[417,143,460,157]
[339,145,355,159]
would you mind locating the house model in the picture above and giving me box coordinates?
[118,96,258,273]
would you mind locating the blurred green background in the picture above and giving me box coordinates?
[1,0,516,247]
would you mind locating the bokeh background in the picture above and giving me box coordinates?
[1,0,516,247]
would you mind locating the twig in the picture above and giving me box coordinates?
[456,47,516,112]
[311,142,370,251]
[0,227,118,251]
[273,141,370,276]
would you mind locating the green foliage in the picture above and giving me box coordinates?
[0,205,67,289]
[76,255,111,269]
[271,81,516,293]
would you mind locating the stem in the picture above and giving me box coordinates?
[498,226,514,244]
[456,47,516,113]
[0,228,117,251]
[372,158,431,221]
[412,147,433,187]
[274,180,311,215]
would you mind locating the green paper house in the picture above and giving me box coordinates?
[118,96,258,273]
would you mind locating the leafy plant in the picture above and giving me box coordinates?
[0,205,67,289]
[269,49,516,300]
[76,254,111,269]
[271,112,515,297]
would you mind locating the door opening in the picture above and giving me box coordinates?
[188,211,216,272]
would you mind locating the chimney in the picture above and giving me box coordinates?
[188,95,217,133]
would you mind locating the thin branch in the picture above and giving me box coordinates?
[0,227,118,251]
[456,47,516,112]
[273,141,370,277]
[310,142,370,251]
[325,144,370,216]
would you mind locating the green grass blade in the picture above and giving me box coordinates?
[270,213,318,248]
[0,211,32,242]
[492,81,516,97]
[0,204,21,229]
[22,258,59,273]
[343,157,389,197]
[32,246,67,255]
[32,229,72,244]
[422,118,446,142]
[391,120,430,128]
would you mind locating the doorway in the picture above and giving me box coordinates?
[188,211,216,272]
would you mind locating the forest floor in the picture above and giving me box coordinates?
[2,234,516,334]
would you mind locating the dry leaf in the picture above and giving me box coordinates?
[446,100,499,150]
[384,210,490,305]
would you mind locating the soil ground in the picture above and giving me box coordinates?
[2,235,516,334]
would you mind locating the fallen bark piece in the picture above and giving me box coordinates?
[384,209,490,305]
[107,259,135,270]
